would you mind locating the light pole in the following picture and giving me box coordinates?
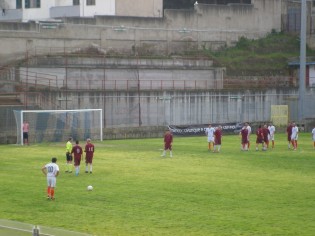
[298,0,306,122]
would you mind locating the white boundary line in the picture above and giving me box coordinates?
[0,224,93,236]
[0,225,32,233]
[0,225,54,235]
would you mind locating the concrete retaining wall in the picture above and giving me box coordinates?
[0,1,283,65]
[22,89,298,127]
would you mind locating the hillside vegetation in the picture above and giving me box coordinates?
[203,32,315,76]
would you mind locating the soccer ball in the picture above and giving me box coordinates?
[87,185,93,191]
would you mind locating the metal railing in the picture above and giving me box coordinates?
[2,76,297,92]
[19,91,64,110]
[223,76,298,89]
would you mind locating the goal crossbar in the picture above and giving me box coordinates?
[14,109,103,145]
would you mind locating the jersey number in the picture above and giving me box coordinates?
[47,166,54,173]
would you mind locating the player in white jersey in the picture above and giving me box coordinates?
[205,124,215,151]
[312,126,315,149]
[42,157,59,200]
[245,123,252,150]
[268,123,276,148]
[291,123,299,151]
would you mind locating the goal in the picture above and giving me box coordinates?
[14,109,103,145]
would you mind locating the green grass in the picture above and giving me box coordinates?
[1,133,315,236]
[202,32,315,76]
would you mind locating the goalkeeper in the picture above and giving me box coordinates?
[65,137,73,173]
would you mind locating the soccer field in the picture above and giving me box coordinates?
[0,133,315,236]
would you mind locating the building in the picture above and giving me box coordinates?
[0,0,163,22]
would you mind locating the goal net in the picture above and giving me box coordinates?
[13,109,103,145]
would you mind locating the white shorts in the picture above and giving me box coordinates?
[268,134,274,141]
[207,137,214,142]
[47,177,57,187]
[291,135,298,141]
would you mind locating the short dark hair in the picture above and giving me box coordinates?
[52,157,57,163]
[76,140,79,144]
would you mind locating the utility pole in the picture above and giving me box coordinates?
[136,57,142,127]
[298,0,306,122]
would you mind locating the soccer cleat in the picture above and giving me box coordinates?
[85,171,88,173]
[65,170,68,173]
[90,171,92,174]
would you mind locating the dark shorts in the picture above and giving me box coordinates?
[256,137,263,144]
[23,132,28,139]
[85,156,93,164]
[241,137,248,144]
[215,138,221,145]
[66,152,73,161]
[164,142,172,150]
[74,157,81,166]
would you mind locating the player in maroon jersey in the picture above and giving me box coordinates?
[262,124,270,150]
[71,140,83,176]
[84,138,95,174]
[161,130,173,157]
[255,125,264,151]
[286,122,293,149]
[240,126,249,151]
[213,125,222,153]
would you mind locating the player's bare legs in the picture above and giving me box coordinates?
[208,142,213,151]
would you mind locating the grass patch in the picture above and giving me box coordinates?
[0,133,315,235]
[202,32,315,76]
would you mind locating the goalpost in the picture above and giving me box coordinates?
[13,109,103,145]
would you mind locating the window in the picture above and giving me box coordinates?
[73,0,80,6]
[199,0,251,4]
[86,0,95,6]
[16,0,22,9]
[25,0,41,8]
